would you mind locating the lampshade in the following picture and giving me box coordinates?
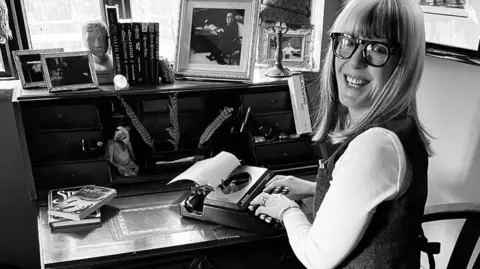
[259,0,311,30]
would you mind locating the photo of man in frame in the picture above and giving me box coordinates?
[189,8,245,66]
[268,35,304,61]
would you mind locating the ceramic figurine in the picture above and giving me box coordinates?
[107,126,139,177]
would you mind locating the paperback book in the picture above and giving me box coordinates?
[48,185,117,221]
[48,186,101,230]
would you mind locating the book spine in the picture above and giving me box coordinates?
[141,22,149,84]
[120,23,130,82]
[288,75,312,134]
[148,22,155,84]
[132,22,143,84]
[127,22,136,84]
[237,171,274,209]
[154,23,159,84]
[106,6,123,76]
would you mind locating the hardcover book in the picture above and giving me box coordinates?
[288,75,312,134]
[48,186,101,230]
[105,5,124,76]
[48,185,117,221]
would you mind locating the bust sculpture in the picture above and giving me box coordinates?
[82,19,114,83]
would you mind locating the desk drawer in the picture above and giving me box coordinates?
[27,130,104,164]
[22,104,100,131]
[252,112,295,134]
[33,161,110,191]
[243,91,290,113]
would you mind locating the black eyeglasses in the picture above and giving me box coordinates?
[330,32,398,67]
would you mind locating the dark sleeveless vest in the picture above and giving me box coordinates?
[312,116,428,269]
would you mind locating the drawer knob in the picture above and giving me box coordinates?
[57,114,63,119]
[71,173,77,178]
[64,141,70,146]
[269,99,275,104]
[283,153,288,157]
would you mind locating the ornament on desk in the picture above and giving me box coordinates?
[198,107,233,148]
[166,92,180,151]
[113,74,129,91]
[82,19,114,84]
[158,57,175,84]
[107,126,139,177]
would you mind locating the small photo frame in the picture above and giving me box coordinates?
[40,51,98,93]
[13,48,64,89]
[267,34,305,62]
[174,0,260,82]
[257,27,314,71]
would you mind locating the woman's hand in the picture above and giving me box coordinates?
[250,193,299,221]
[264,175,316,201]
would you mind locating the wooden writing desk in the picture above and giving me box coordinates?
[12,73,318,268]
[38,189,313,268]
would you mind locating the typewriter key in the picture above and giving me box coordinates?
[259,214,266,220]
[265,216,273,223]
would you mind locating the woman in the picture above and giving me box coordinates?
[250,0,433,268]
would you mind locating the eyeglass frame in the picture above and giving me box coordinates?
[330,32,399,67]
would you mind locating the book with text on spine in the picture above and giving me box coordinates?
[48,185,117,221]
[288,75,312,134]
[48,186,101,230]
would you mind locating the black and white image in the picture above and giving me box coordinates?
[174,0,260,81]
[189,8,245,66]
[41,51,98,92]
[13,48,64,88]
[268,34,304,62]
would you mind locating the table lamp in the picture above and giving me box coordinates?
[259,0,311,77]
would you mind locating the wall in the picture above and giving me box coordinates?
[418,56,480,268]
[0,82,40,269]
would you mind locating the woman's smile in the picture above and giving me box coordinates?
[344,74,370,89]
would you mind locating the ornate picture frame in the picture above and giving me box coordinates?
[40,51,99,93]
[257,27,314,71]
[174,0,260,82]
[12,48,64,89]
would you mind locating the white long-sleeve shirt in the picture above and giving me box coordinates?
[282,127,411,269]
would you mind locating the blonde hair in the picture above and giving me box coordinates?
[311,0,434,156]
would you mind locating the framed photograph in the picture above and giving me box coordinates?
[12,48,64,89]
[420,0,480,51]
[257,27,314,71]
[419,0,470,17]
[267,34,305,62]
[40,51,98,93]
[174,0,260,82]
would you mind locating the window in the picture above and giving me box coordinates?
[24,0,102,52]
[18,0,324,71]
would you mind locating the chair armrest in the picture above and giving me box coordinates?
[423,202,480,223]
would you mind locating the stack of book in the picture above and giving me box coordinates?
[105,5,161,85]
[47,185,117,231]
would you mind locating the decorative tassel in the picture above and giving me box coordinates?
[166,93,180,151]
[117,96,154,148]
[198,107,233,148]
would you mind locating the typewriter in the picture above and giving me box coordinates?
[179,165,288,234]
